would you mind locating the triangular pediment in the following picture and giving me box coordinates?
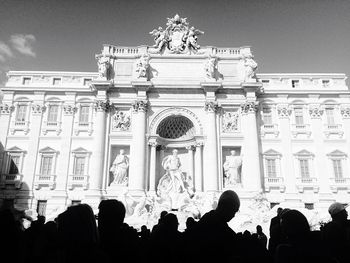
[72,147,88,153]
[263,149,281,156]
[39,146,57,153]
[327,150,347,157]
[7,146,23,152]
[294,149,314,156]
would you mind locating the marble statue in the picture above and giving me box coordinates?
[110,149,129,185]
[223,150,242,186]
[149,27,168,52]
[112,111,131,131]
[96,55,110,80]
[242,51,258,82]
[205,56,217,80]
[135,53,150,79]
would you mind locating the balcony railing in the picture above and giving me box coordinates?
[323,124,343,138]
[34,174,56,190]
[291,124,311,138]
[15,120,26,126]
[264,177,285,192]
[68,174,89,190]
[10,120,30,135]
[42,121,62,135]
[0,174,22,189]
[296,177,319,193]
[74,121,93,136]
[329,177,350,193]
[261,124,279,137]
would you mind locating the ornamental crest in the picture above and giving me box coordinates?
[149,14,204,54]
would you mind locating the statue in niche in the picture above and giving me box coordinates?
[149,27,169,52]
[157,149,190,209]
[223,150,242,186]
[110,149,129,186]
[135,53,150,79]
[242,51,258,82]
[204,56,217,80]
[222,111,239,132]
[112,111,131,131]
[96,55,110,80]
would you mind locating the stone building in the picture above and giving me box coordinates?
[0,15,349,226]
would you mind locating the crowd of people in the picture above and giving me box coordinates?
[0,190,349,263]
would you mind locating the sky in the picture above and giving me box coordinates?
[0,0,349,85]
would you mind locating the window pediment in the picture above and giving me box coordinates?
[39,147,58,154]
[7,146,25,152]
[294,149,314,157]
[327,150,347,157]
[263,149,281,156]
[72,147,90,153]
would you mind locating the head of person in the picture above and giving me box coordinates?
[280,209,310,243]
[277,207,283,216]
[230,150,236,156]
[119,149,125,155]
[98,199,126,228]
[57,204,98,248]
[216,190,240,222]
[328,202,348,222]
[172,149,178,156]
[256,225,263,234]
[163,213,179,232]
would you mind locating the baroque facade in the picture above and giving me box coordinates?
[0,15,349,226]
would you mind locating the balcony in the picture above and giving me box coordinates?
[68,174,89,190]
[323,124,343,138]
[42,121,62,135]
[74,121,93,136]
[291,124,311,138]
[264,177,285,192]
[0,174,23,189]
[10,120,30,135]
[34,174,56,190]
[261,124,279,137]
[296,177,319,193]
[329,177,350,193]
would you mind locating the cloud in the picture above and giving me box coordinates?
[0,41,13,62]
[10,34,36,57]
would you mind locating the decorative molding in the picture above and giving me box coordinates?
[132,100,148,113]
[277,104,292,118]
[0,104,14,114]
[309,105,324,119]
[222,111,239,133]
[63,104,77,115]
[111,110,131,131]
[204,101,219,113]
[340,106,350,119]
[31,104,46,115]
[240,101,258,114]
[94,100,110,112]
[148,141,158,147]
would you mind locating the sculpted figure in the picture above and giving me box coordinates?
[223,150,242,186]
[243,52,258,82]
[205,56,217,80]
[97,55,110,79]
[222,112,239,132]
[112,111,131,131]
[110,149,129,185]
[135,53,150,79]
[185,26,203,51]
[149,27,168,52]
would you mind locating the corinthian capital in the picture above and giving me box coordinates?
[341,105,350,119]
[0,104,15,114]
[31,104,46,115]
[132,100,148,112]
[204,101,219,113]
[277,104,292,118]
[309,105,324,119]
[94,100,110,112]
[63,104,77,115]
[240,101,258,114]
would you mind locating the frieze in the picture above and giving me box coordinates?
[0,104,15,114]
[112,110,131,131]
[222,111,239,132]
[148,14,204,54]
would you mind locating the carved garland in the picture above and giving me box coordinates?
[94,100,110,112]
[309,106,324,119]
[277,105,292,118]
[341,106,350,119]
[132,100,148,113]
[0,104,15,114]
[240,101,258,114]
[205,101,219,113]
[63,104,77,115]
[31,104,46,115]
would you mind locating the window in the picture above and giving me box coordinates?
[291,80,300,88]
[262,107,273,125]
[40,156,53,175]
[322,80,330,88]
[53,78,61,85]
[325,108,335,125]
[266,158,277,177]
[23,77,31,85]
[299,159,310,178]
[73,156,85,175]
[47,105,59,124]
[305,203,314,210]
[36,200,47,216]
[9,155,20,174]
[79,105,90,125]
[332,159,343,179]
[16,105,27,123]
[294,108,304,125]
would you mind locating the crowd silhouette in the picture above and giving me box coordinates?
[1,190,349,263]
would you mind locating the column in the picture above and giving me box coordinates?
[128,100,148,195]
[194,142,203,192]
[241,101,261,192]
[148,141,157,193]
[90,99,109,192]
[186,145,194,185]
[203,101,220,192]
